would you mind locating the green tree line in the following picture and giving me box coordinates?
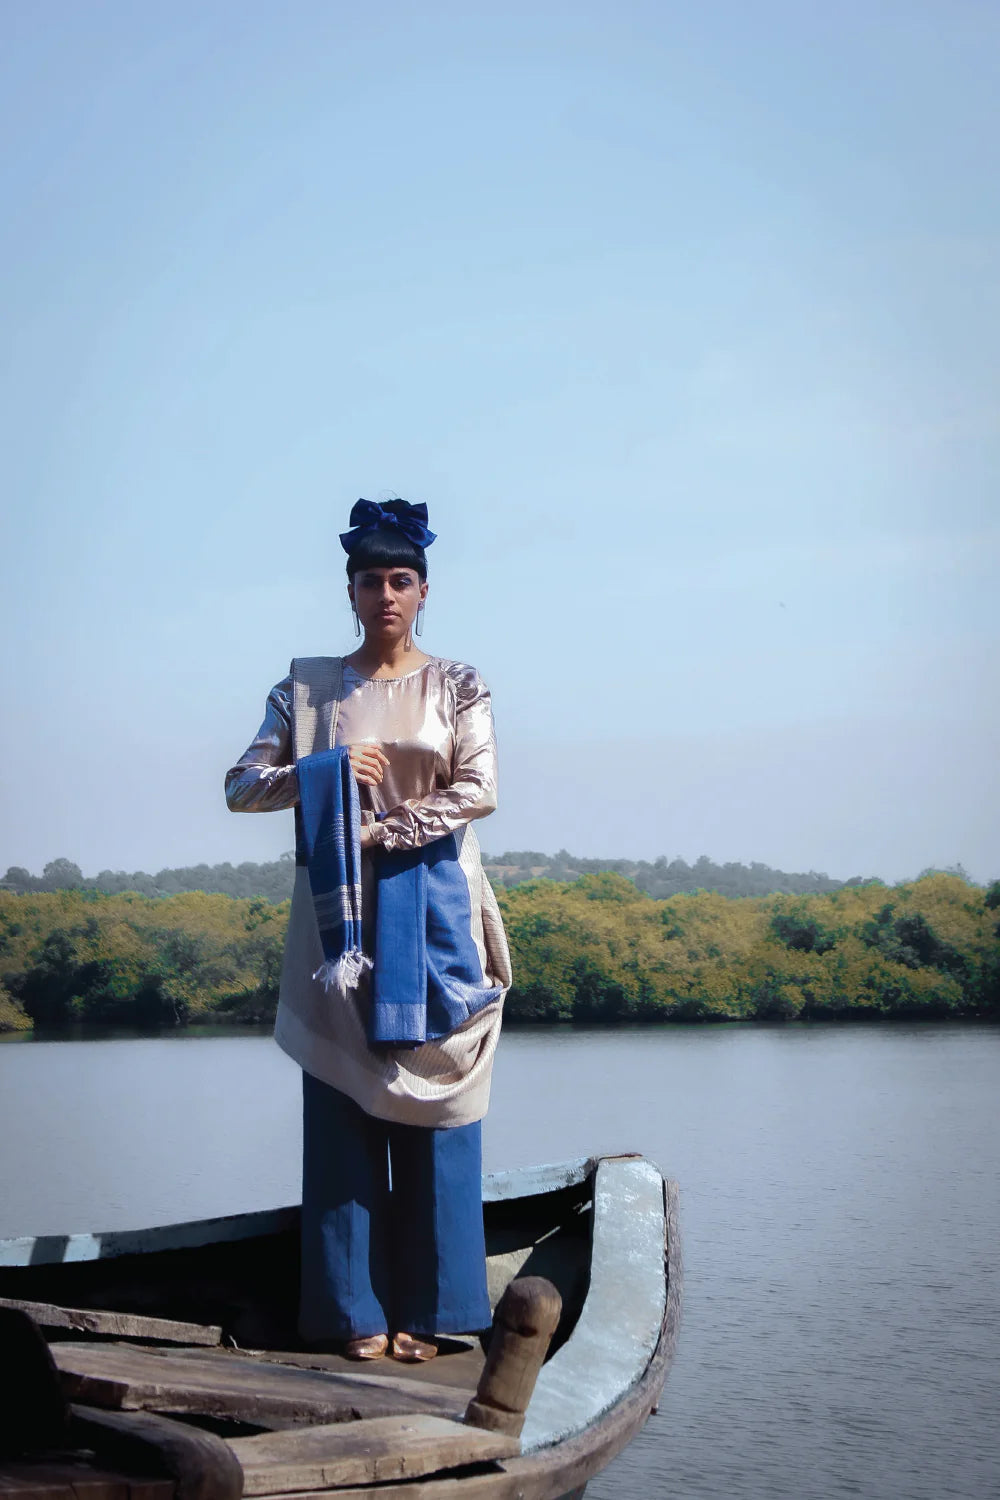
[1,856,298,904]
[482,850,864,897]
[1,848,885,904]
[1,872,997,1034]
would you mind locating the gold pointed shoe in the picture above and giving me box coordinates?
[391,1331,438,1363]
[344,1333,389,1360]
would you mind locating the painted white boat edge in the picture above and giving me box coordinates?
[0,1158,594,1267]
[518,1155,668,1454]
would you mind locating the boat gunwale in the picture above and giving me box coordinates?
[0,1159,596,1269]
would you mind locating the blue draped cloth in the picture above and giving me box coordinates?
[371,837,505,1045]
[297,747,504,1047]
[297,749,370,995]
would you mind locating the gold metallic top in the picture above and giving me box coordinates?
[225,657,498,854]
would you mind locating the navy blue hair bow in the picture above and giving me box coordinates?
[339,498,437,554]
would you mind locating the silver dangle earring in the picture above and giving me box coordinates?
[414,602,425,637]
[351,603,361,638]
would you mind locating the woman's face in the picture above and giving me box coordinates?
[348,566,428,642]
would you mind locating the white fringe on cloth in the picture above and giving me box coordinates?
[313,950,373,994]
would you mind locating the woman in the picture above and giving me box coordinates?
[225,498,511,1364]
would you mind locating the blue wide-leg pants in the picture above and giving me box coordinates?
[299,1071,492,1340]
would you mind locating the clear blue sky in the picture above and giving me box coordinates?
[1,0,997,883]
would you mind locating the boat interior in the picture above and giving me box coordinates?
[0,1163,596,1414]
[0,1157,676,1500]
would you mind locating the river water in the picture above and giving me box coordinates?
[2,1023,998,1500]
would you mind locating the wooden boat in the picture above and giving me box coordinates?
[0,1155,680,1500]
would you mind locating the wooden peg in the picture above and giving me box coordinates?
[464,1276,562,1439]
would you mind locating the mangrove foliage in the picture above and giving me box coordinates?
[1,872,997,1033]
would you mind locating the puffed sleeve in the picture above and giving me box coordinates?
[373,664,498,852]
[224,675,299,812]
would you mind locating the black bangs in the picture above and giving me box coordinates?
[345,527,428,580]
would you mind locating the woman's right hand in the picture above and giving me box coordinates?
[346,743,390,787]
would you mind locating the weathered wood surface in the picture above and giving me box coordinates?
[0,1459,174,1500]
[661,1175,683,1384]
[227,1414,519,1495]
[68,1408,242,1500]
[1,1156,680,1500]
[0,1308,69,1456]
[0,1300,221,1348]
[220,1345,484,1396]
[292,1172,680,1500]
[51,1344,465,1427]
[271,1278,677,1500]
[465,1280,562,1439]
[161,1348,472,1413]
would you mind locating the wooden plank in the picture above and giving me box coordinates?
[68,1407,241,1500]
[261,1324,664,1500]
[0,1465,76,1500]
[0,1462,132,1500]
[163,1349,470,1410]
[227,1414,519,1494]
[0,1465,173,1500]
[51,1346,464,1428]
[60,1475,129,1500]
[187,1343,483,1387]
[0,1301,221,1349]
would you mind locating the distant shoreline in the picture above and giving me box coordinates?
[3,1008,999,1046]
[3,847,927,906]
[2,870,997,1034]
